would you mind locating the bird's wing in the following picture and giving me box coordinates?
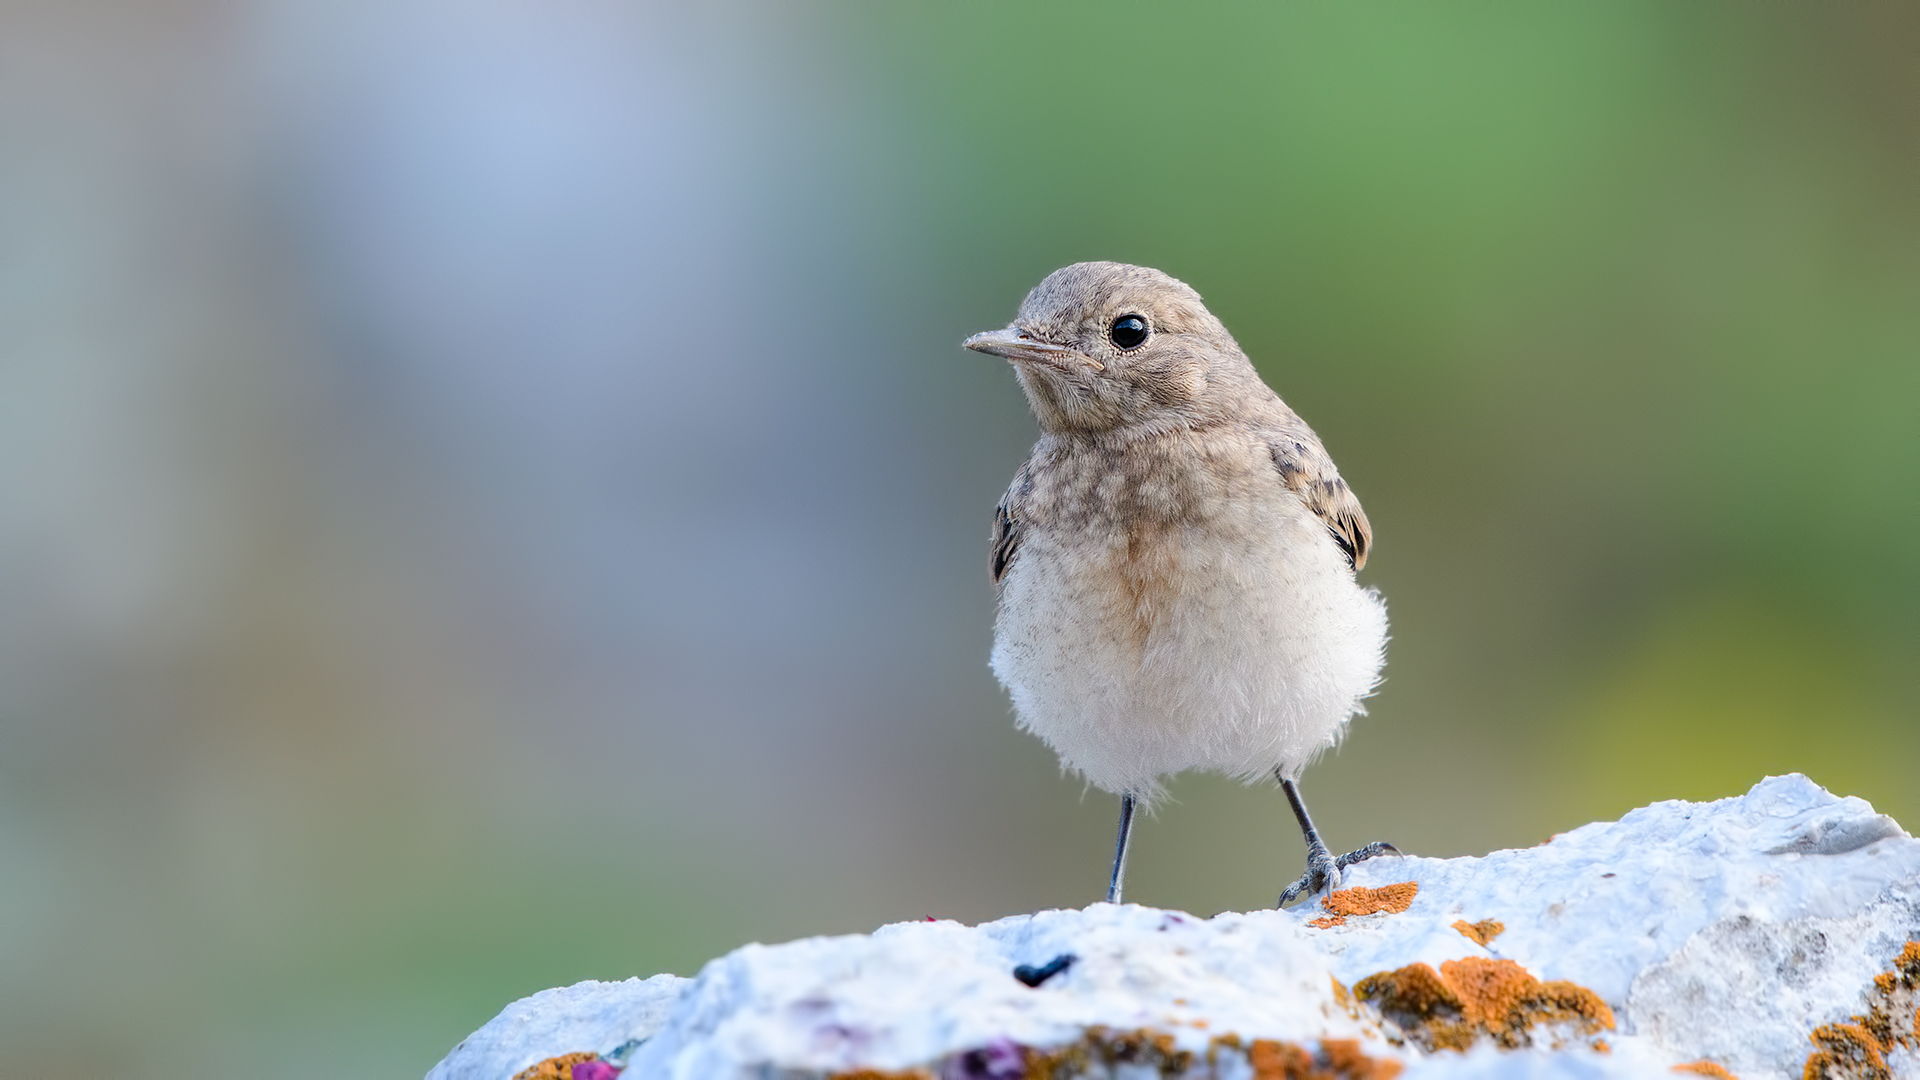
[1267,433,1372,572]
[990,463,1031,586]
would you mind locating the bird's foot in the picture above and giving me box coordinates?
[1278,840,1400,908]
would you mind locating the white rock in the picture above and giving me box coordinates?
[429,776,1920,1079]
[428,974,689,1080]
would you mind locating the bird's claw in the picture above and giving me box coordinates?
[1337,841,1400,868]
[1279,837,1341,908]
[1278,840,1401,908]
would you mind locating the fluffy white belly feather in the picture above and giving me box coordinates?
[990,487,1387,800]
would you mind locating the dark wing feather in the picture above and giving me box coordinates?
[990,463,1031,586]
[1269,435,1372,572]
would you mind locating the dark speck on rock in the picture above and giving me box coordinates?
[1013,953,1075,988]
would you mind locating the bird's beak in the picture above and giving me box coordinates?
[963,327,1102,372]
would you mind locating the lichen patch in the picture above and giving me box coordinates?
[829,1028,1404,1080]
[1802,939,1920,1080]
[1005,1026,1192,1080]
[1246,1037,1403,1079]
[1451,919,1505,947]
[1804,1021,1888,1080]
[1673,1061,1737,1077]
[1309,882,1419,928]
[1352,956,1613,1053]
[513,1051,602,1080]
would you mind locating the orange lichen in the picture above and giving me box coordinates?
[1004,1026,1193,1080]
[513,1052,600,1080]
[1451,919,1505,947]
[1247,1037,1403,1079]
[1802,939,1920,1080]
[1804,1022,1887,1079]
[1309,882,1419,928]
[1673,1061,1737,1078]
[1352,957,1613,1052]
[1330,975,1362,1020]
[1865,940,1920,1051]
[1327,882,1420,917]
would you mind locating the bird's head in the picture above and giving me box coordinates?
[963,262,1258,436]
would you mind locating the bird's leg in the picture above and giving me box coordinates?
[1277,774,1399,908]
[1278,777,1340,907]
[1106,793,1136,904]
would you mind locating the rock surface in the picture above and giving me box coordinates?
[429,776,1920,1079]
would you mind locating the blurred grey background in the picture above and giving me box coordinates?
[1,2,1915,1076]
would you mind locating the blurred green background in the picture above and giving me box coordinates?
[1,2,1914,1077]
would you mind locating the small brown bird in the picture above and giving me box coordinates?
[964,262,1394,907]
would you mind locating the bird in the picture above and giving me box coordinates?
[963,261,1394,908]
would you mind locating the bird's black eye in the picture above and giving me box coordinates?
[1109,314,1149,351]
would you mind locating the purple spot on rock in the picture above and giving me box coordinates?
[571,1061,621,1080]
[942,1037,1026,1080]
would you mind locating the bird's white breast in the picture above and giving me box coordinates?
[990,432,1387,800]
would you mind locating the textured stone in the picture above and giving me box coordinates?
[429,776,1920,1079]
